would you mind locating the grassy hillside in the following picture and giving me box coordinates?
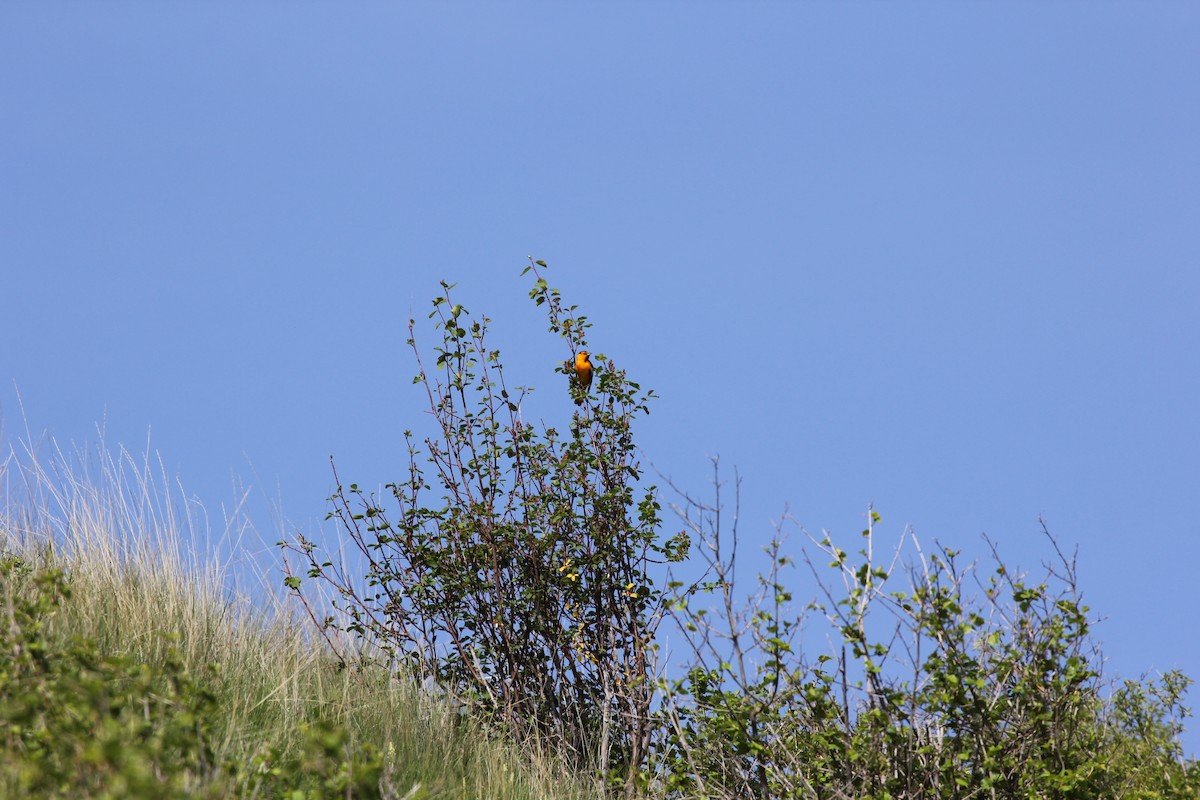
[4,431,1197,799]
[0,439,600,799]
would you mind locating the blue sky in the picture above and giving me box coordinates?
[3,4,1199,752]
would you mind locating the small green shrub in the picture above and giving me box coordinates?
[0,556,395,799]
[0,557,218,798]
[651,475,1199,799]
[284,262,687,793]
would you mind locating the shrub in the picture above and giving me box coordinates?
[0,556,395,799]
[283,262,686,793]
[284,263,1197,799]
[650,467,1199,799]
[0,556,220,798]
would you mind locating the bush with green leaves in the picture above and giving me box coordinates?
[1,556,215,798]
[285,263,1196,799]
[650,469,1199,799]
[0,555,391,800]
[283,261,687,792]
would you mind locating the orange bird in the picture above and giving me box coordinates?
[572,351,593,405]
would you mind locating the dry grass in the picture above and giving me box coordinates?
[0,430,602,799]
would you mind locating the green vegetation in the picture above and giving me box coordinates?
[0,442,600,799]
[285,266,684,794]
[287,261,1198,798]
[3,262,1197,798]
[652,492,1200,799]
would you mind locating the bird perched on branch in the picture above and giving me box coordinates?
[570,350,593,405]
